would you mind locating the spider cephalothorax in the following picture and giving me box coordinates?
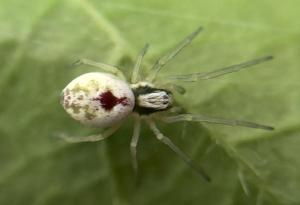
[131,82,173,115]
[60,27,274,181]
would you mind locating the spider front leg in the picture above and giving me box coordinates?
[58,123,121,143]
[73,58,126,80]
[157,82,186,95]
[161,114,274,130]
[147,27,203,82]
[130,116,141,176]
[166,56,273,82]
[146,119,210,181]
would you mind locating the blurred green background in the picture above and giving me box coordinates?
[0,0,299,204]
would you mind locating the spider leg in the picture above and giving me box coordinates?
[131,44,149,83]
[168,106,184,114]
[166,56,273,82]
[130,116,141,176]
[72,58,126,80]
[58,124,121,143]
[146,119,211,181]
[161,114,274,130]
[159,83,186,95]
[147,27,203,82]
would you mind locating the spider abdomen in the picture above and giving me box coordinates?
[61,72,135,127]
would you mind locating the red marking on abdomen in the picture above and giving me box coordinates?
[93,91,129,111]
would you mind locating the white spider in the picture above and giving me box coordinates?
[60,27,274,181]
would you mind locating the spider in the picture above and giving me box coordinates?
[60,27,274,181]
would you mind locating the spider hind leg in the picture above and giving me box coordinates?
[72,58,126,80]
[131,44,149,83]
[58,124,122,143]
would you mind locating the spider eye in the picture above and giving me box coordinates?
[61,72,135,127]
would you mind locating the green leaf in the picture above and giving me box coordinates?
[0,0,299,204]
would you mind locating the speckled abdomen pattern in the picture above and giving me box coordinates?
[61,72,135,127]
